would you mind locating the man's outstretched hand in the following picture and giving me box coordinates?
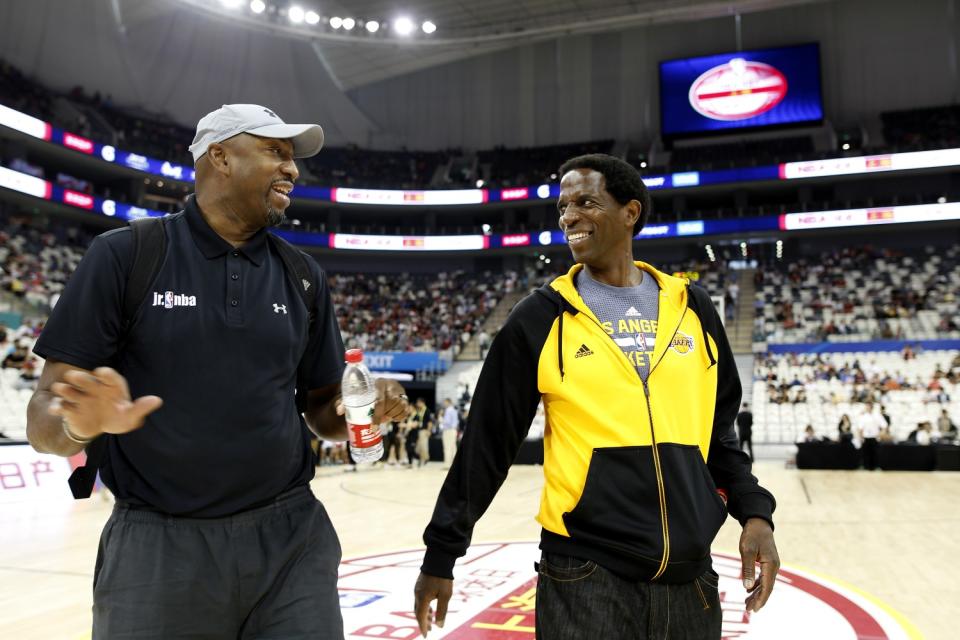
[739,517,780,613]
[414,572,453,638]
[50,367,163,440]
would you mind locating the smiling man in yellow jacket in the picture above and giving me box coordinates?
[414,154,779,639]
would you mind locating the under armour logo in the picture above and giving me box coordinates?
[263,108,278,118]
[302,278,311,291]
[273,303,287,314]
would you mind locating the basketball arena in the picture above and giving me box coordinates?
[0,0,958,638]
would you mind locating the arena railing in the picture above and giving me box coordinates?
[3,102,960,208]
[3,162,960,252]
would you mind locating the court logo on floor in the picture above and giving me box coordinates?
[337,542,920,639]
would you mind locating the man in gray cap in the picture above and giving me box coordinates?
[27,104,409,638]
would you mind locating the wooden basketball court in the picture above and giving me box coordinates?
[1,462,956,639]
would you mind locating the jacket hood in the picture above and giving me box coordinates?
[535,262,715,381]
[548,262,689,319]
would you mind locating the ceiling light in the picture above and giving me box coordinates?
[288,6,304,23]
[841,142,850,150]
[329,16,342,28]
[422,20,437,34]
[342,17,355,30]
[394,17,414,35]
[476,179,485,188]
[365,20,379,32]
[249,0,266,12]
[305,10,320,24]
[639,161,647,168]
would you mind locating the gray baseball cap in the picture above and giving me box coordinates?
[189,104,324,162]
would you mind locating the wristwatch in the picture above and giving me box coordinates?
[62,416,95,445]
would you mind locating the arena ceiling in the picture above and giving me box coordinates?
[0,0,835,143]
[154,0,834,89]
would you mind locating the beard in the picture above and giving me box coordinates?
[266,205,285,227]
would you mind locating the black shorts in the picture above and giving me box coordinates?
[92,485,343,639]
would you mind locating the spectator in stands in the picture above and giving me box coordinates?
[389,413,411,465]
[800,425,819,443]
[439,398,459,470]
[331,271,502,354]
[855,403,885,470]
[837,414,854,445]
[793,387,808,404]
[26,104,409,638]
[381,419,400,464]
[736,402,754,461]
[411,397,431,467]
[2,338,29,369]
[876,425,894,444]
[13,357,41,391]
[908,422,934,445]
[402,406,420,466]
[926,378,950,404]
[937,409,957,441]
[478,329,491,359]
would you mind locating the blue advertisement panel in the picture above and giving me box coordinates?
[660,43,823,136]
[364,352,450,372]
[766,339,960,354]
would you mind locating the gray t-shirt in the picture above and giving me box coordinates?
[577,269,661,382]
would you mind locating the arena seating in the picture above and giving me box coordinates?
[97,103,195,168]
[752,350,960,444]
[6,58,960,194]
[881,104,960,152]
[477,140,615,188]
[330,270,521,355]
[303,146,449,190]
[669,136,815,172]
[753,246,960,344]
[0,212,87,312]
[0,60,55,124]
[0,324,40,440]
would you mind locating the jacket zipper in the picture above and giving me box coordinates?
[576,300,689,581]
[642,380,670,579]
[645,307,688,580]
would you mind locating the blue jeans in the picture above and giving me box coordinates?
[535,552,721,639]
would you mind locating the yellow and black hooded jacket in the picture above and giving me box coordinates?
[422,262,775,584]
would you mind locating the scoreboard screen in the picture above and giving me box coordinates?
[660,43,824,137]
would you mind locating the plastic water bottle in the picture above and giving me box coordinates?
[342,349,382,464]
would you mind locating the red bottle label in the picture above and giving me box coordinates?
[349,424,383,448]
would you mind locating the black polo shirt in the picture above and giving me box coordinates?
[34,197,345,517]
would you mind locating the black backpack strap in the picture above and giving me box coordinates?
[123,217,169,330]
[268,233,318,413]
[268,233,317,318]
[68,216,168,500]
